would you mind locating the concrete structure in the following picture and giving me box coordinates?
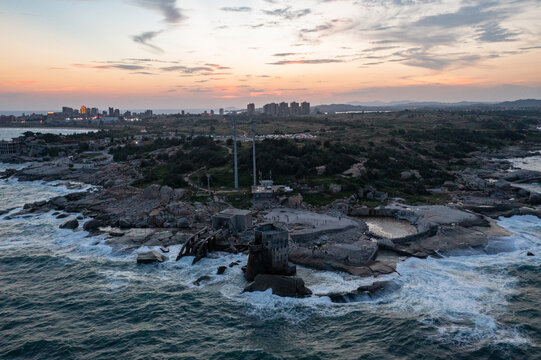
[212,208,252,233]
[255,223,289,273]
[0,141,21,155]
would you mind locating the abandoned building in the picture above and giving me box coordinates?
[245,223,292,281]
[212,208,252,233]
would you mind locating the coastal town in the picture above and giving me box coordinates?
[1,103,540,297]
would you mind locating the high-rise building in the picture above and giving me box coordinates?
[90,108,99,116]
[247,103,255,115]
[181,110,185,116]
[290,102,300,115]
[62,106,73,114]
[144,110,153,117]
[263,103,279,116]
[108,107,114,116]
[279,102,289,116]
[210,110,215,116]
[80,106,87,115]
[219,108,224,116]
[301,101,310,115]
[114,109,120,117]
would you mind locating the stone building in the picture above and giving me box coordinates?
[245,223,291,281]
[212,208,252,233]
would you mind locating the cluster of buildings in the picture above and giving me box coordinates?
[259,101,310,117]
[46,106,154,124]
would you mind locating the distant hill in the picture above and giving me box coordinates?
[313,99,541,113]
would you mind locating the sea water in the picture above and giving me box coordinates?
[0,168,540,359]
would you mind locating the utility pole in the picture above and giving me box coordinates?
[233,117,238,189]
[251,117,257,187]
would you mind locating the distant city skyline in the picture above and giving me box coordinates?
[1,0,541,110]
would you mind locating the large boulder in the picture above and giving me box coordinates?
[50,196,68,209]
[59,218,79,229]
[136,251,167,264]
[528,192,541,205]
[325,280,400,303]
[287,194,303,208]
[243,274,312,298]
[83,219,101,231]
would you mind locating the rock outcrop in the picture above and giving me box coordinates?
[59,218,79,229]
[243,274,312,298]
[136,251,167,264]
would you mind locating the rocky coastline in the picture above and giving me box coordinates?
[1,146,540,298]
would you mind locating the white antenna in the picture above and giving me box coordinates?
[251,117,257,187]
[233,117,238,189]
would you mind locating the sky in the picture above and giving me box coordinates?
[1,0,540,111]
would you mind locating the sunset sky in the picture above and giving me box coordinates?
[1,0,541,111]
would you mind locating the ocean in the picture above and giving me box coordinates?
[0,165,540,359]
[0,128,96,142]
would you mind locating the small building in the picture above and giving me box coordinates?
[255,223,289,273]
[212,208,252,233]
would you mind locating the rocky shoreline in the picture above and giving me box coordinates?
[1,146,540,297]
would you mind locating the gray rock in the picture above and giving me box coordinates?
[494,180,512,191]
[528,193,541,205]
[60,218,79,230]
[118,218,131,228]
[142,184,161,200]
[325,280,400,303]
[217,266,227,275]
[159,186,174,203]
[136,251,167,264]
[176,217,190,228]
[401,171,413,180]
[377,238,396,250]
[369,262,396,276]
[50,196,68,209]
[243,274,312,298]
[193,275,210,286]
[350,206,370,217]
[329,184,342,193]
[83,219,101,231]
[56,213,69,219]
[527,251,535,256]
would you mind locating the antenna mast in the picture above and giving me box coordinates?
[251,117,257,187]
[233,117,238,189]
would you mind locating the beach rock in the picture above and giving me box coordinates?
[193,275,210,286]
[136,251,166,264]
[60,218,79,229]
[56,213,69,219]
[369,262,396,276]
[217,266,227,275]
[504,170,541,183]
[325,281,400,303]
[160,246,169,253]
[83,219,101,231]
[229,261,239,268]
[50,196,68,209]
[243,274,312,298]
[527,251,535,256]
